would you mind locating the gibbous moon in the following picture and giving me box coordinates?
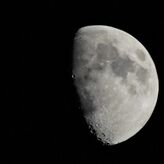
[72,25,159,145]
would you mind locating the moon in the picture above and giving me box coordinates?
[72,25,159,145]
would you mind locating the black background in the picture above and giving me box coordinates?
[6,1,163,163]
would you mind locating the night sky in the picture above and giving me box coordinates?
[6,1,163,163]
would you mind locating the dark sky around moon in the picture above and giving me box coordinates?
[6,1,164,164]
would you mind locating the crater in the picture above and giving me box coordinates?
[135,48,146,61]
[110,55,135,79]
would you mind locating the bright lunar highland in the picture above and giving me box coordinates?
[73,25,159,145]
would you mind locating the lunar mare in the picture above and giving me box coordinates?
[73,25,159,145]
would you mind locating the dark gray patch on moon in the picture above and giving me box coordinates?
[96,43,119,62]
[74,67,98,88]
[128,85,137,95]
[136,66,148,84]
[90,62,106,73]
[135,48,146,61]
[111,55,135,79]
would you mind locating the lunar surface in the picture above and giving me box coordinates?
[72,25,159,145]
